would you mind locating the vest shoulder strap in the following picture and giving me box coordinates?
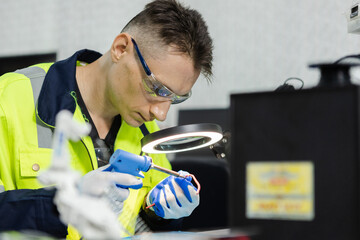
[15,66,53,149]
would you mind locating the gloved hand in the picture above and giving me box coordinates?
[77,164,142,214]
[146,170,200,219]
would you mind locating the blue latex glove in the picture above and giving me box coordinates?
[146,170,200,219]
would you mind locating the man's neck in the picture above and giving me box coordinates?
[75,55,116,138]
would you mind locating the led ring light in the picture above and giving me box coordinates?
[141,123,223,154]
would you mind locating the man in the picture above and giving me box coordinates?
[0,0,213,238]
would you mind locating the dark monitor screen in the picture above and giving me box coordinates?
[229,86,360,240]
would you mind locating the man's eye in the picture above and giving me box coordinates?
[155,88,171,97]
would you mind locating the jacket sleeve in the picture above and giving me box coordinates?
[0,188,67,238]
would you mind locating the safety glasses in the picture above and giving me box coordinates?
[131,38,191,104]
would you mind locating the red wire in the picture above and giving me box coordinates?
[146,203,155,209]
[185,174,201,195]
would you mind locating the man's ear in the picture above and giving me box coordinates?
[110,33,133,63]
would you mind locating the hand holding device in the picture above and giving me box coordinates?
[145,170,200,219]
[77,164,142,199]
[103,149,190,189]
[100,149,201,218]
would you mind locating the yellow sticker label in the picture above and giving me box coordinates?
[246,161,314,220]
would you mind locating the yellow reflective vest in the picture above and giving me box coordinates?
[0,50,170,239]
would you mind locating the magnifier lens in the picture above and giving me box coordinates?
[141,123,223,154]
[155,136,211,151]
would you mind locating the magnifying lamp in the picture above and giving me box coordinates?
[141,123,224,154]
[140,123,224,178]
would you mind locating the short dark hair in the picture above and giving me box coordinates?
[122,0,213,81]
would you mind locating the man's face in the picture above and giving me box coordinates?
[108,44,200,127]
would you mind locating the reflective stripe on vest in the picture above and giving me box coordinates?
[15,67,53,149]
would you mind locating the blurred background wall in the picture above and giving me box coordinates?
[0,0,359,127]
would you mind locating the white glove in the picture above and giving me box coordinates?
[146,171,200,219]
[50,165,136,238]
[77,164,142,214]
[54,187,125,239]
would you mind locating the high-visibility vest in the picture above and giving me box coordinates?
[0,63,170,238]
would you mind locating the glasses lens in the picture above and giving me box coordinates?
[142,77,191,104]
[171,94,190,104]
[143,77,172,97]
[155,86,172,98]
[142,78,156,95]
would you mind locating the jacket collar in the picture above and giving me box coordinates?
[37,49,102,127]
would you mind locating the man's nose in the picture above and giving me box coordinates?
[150,101,171,121]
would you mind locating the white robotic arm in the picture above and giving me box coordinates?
[38,110,127,239]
